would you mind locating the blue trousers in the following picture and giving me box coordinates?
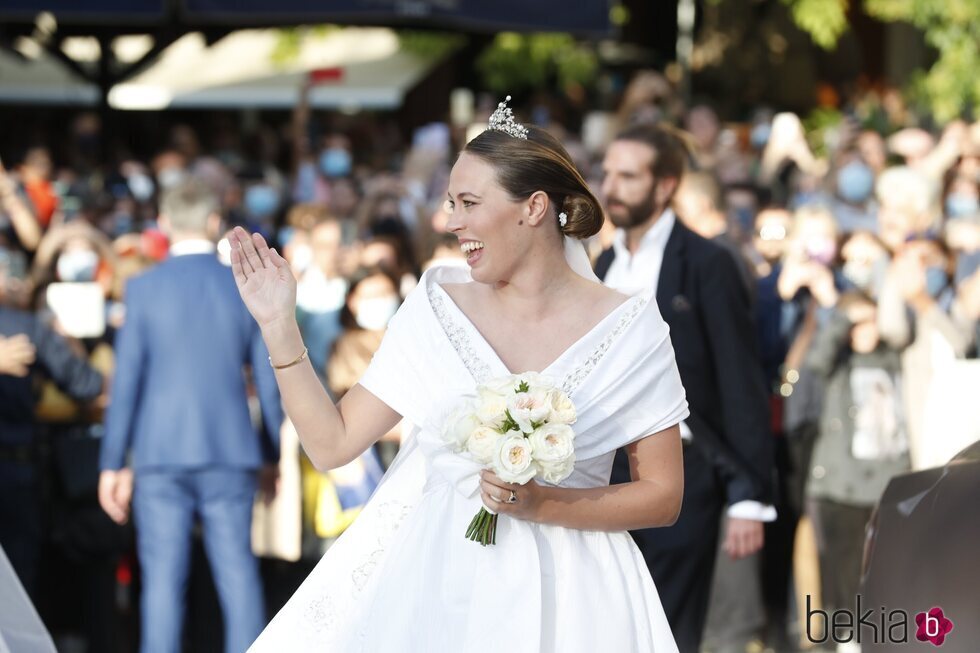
[133,469,264,653]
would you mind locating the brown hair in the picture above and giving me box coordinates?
[613,124,691,183]
[338,265,401,330]
[836,290,876,319]
[462,126,603,240]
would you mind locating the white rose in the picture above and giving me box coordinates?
[475,387,509,429]
[513,371,558,393]
[442,403,481,452]
[546,390,577,425]
[506,388,551,433]
[492,434,537,484]
[466,426,503,464]
[481,375,523,395]
[536,456,575,485]
[528,423,575,464]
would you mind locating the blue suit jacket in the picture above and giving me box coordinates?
[100,252,284,471]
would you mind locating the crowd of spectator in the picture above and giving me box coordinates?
[1,71,978,651]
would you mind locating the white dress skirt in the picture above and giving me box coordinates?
[248,256,689,652]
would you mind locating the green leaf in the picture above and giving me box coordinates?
[396,30,466,59]
[475,33,598,95]
[783,0,850,50]
[864,0,980,122]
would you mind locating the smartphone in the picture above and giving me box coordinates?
[45,282,106,338]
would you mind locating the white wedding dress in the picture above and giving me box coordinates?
[249,239,689,652]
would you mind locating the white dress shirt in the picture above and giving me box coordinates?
[603,209,776,522]
[604,208,675,297]
[169,239,216,257]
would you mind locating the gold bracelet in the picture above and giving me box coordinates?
[269,346,308,370]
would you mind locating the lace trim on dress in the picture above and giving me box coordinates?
[559,297,647,396]
[428,284,494,384]
[429,281,646,395]
[303,498,415,638]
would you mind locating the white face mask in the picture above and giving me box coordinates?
[354,296,399,331]
[57,250,99,282]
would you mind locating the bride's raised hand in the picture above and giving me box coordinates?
[229,226,296,329]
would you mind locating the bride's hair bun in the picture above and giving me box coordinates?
[464,125,604,241]
[560,194,602,240]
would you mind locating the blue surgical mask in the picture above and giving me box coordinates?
[319,148,351,178]
[750,123,771,149]
[112,214,134,237]
[294,162,318,203]
[924,266,948,298]
[732,206,755,233]
[954,250,980,285]
[836,161,874,204]
[945,193,979,218]
[244,185,280,219]
[57,250,99,282]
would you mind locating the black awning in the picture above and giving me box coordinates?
[0,0,611,36]
[0,0,167,23]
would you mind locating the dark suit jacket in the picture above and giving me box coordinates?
[596,221,774,506]
[100,253,284,472]
[0,306,104,446]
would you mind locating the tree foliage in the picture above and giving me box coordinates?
[865,0,980,122]
[270,27,595,98]
[475,33,598,95]
[783,0,849,50]
[786,0,979,122]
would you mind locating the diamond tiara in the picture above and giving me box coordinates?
[487,95,528,140]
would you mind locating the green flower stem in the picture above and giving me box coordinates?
[466,507,499,547]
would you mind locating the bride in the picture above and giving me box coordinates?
[229,99,689,652]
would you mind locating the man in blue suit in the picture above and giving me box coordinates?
[98,179,284,653]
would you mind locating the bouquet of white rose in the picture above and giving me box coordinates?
[442,372,577,546]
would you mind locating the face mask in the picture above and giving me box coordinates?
[244,185,280,218]
[836,161,874,204]
[750,123,771,149]
[842,261,874,290]
[112,214,134,237]
[319,148,352,178]
[924,266,948,298]
[732,206,755,233]
[354,296,399,331]
[945,193,979,218]
[294,162,318,203]
[127,172,155,202]
[955,250,980,285]
[805,238,836,266]
[156,167,186,189]
[57,250,99,282]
